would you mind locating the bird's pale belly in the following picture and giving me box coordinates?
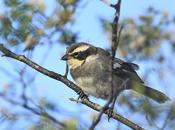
[74,76,112,99]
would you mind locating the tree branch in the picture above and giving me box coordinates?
[90,0,124,129]
[0,44,144,130]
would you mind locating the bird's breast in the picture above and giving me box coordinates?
[70,55,119,99]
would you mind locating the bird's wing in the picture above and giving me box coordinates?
[113,58,144,83]
[114,58,139,71]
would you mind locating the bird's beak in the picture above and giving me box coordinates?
[61,54,68,61]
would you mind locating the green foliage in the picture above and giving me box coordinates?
[4,0,22,7]
[64,119,77,130]
[0,0,39,48]
[27,117,59,130]
[0,0,80,50]
[100,7,175,59]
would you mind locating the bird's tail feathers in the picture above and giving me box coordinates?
[131,84,170,103]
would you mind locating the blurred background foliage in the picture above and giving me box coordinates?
[0,0,78,50]
[0,0,175,130]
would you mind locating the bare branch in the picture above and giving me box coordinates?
[90,0,123,129]
[111,0,122,54]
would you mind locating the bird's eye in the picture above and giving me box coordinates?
[73,52,79,57]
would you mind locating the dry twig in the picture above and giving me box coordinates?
[89,0,124,129]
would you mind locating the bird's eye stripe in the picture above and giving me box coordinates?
[68,47,96,60]
[73,52,79,55]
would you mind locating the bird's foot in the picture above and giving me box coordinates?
[77,90,89,102]
[107,107,114,121]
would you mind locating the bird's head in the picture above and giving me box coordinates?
[61,42,97,70]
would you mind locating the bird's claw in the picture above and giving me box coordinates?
[107,107,114,121]
[77,90,88,102]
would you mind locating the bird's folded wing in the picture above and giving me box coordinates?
[113,58,143,83]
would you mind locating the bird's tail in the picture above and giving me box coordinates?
[131,84,170,103]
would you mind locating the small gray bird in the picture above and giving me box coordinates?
[61,42,169,103]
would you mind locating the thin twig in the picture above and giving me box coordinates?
[100,0,111,6]
[160,104,174,130]
[111,0,122,53]
[89,0,122,129]
[117,25,124,45]
[109,0,122,109]
[64,47,69,77]
[64,62,69,77]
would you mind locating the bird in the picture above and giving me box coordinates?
[61,42,170,103]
